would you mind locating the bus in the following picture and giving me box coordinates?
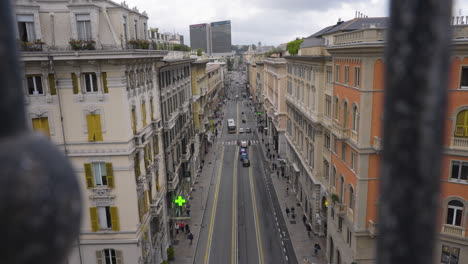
[227,119,236,134]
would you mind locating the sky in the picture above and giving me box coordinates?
[124,0,468,47]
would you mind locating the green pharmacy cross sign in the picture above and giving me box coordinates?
[257,112,263,115]
[174,196,186,207]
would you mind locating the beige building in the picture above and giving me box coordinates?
[191,59,210,156]
[16,0,171,263]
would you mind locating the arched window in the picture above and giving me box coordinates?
[446,200,464,226]
[334,97,340,120]
[352,104,359,131]
[343,101,348,128]
[455,110,468,138]
[311,87,316,111]
[340,175,345,203]
[349,185,355,210]
[331,167,337,187]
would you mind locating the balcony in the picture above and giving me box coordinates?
[181,151,191,162]
[167,173,180,191]
[369,220,378,237]
[373,136,382,151]
[441,224,466,238]
[19,40,44,52]
[332,121,350,139]
[150,191,165,216]
[350,130,358,144]
[347,208,354,223]
[69,39,96,51]
[450,137,468,151]
[335,203,347,216]
[333,28,386,46]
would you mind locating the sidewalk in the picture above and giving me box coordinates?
[171,140,219,264]
[257,132,327,264]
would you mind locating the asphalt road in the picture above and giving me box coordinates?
[194,71,296,264]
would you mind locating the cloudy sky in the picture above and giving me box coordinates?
[125,0,467,46]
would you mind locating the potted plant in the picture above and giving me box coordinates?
[167,247,175,261]
[69,39,96,50]
[330,193,340,204]
[20,39,44,51]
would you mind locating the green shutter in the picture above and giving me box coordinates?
[90,207,99,232]
[49,74,57,95]
[110,207,120,231]
[84,163,94,188]
[106,163,114,188]
[72,73,79,94]
[96,250,104,264]
[102,72,109,93]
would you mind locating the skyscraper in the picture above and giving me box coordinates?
[210,20,232,54]
[189,23,210,53]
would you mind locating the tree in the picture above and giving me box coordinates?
[196,49,203,56]
[286,39,304,55]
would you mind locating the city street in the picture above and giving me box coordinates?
[193,71,297,264]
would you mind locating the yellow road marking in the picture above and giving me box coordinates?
[249,150,265,264]
[232,146,238,264]
[204,145,225,264]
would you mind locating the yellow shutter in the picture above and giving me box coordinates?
[150,99,154,121]
[94,114,103,141]
[132,108,137,134]
[154,135,159,155]
[106,163,114,188]
[455,111,468,137]
[102,72,109,93]
[41,117,50,137]
[142,102,147,127]
[87,115,95,141]
[144,190,149,213]
[84,163,94,188]
[135,153,141,178]
[90,207,99,232]
[49,74,57,95]
[110,207,120,231]
[72,73,79,94]
[32,118,42,131]
[96,251,104,264]
[138,196,144,222]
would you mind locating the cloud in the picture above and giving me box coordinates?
[124,0,464,47]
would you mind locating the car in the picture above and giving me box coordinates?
[239,152,249,161]
[240,140,248,148]
[239,147,247,154]
[239,128,244,133]
[246,127,251,133]
[242,159,250,167]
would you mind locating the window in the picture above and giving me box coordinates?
[344,66,349,84]
[134,20,138,39]
[32,117,50,137]
[331,167,337,187]
[341,143,346,162]
[343,101,348,128]
[143,22,147,40]
[352,105,359,131]
[450,161,468,181]
[325,95,332,117]
[460,67,468,89]
[454,110,468,138]
[76,14,92,41]
[324,159,330,180]
[96,249,123,264]
[27,75,43,95]
[98,206,112,229]
[17,14,35,42]
[340,175,345,203]
[347,228,352,245]
[324,133,331,150]
[335,65,341,83]
[123,16,128,41]
[311,88,316,111]
[86,114,103,141]
[92,162,108,186]
[334,97,340,120]
[446,200,463,226]
[351,152,357,171]
[354,67,361,87]
[141,102,147,127]
[327,66,333,84]
[84,73,98,92]
[348,185,355,210]
[338,217,343,232]
[441,245,460,264]
[333,136,338,154]
[89,206,119,232]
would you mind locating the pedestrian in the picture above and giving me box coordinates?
[273,154,276,159]
[307,224,312,237]
[267,148,270,153]
[286,187,289,195]
[291,207,295,215]
[188,233,194,245]
[277,170,280,179]
[187,209,191,217]
[175,223,180,234]
[185,224,190,234]
[314,243,321,256]
[179,222,185,232]
[286,207,290,217]
[303,215,307,223]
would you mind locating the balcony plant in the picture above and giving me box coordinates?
[167,247,175,260]
[128,39,150,49]
[330,193,340,204]
[69,39,96,50]
[20,39,44,51]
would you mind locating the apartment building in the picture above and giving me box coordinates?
[191,59,210,156]
[263,58,288,156]
[280,17,468,264]
[16,0,171,263]
[204,63,226,126]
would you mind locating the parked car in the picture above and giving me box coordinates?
[242,159,250,167]
[240,141,248,148]
[240,152,249,161]
[246,127,251,133]
[239,147,248,154]
[239,127,244,133]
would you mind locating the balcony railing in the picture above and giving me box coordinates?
[332,121,350,139]
[19,40,44,52]
[373,136,383,151]
[167,173,179,191]
[369,220,378,237]
[333,28,386,46]
[441,224,466,238]
[450,137,468,150]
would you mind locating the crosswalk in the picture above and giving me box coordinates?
[221,140,260,145]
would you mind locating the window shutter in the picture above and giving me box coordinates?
[115,250,123,264]
[72,73,79,94]
[95,250,104,264]
[110,207,120,231]
[84,163,94,188]
[49,74,57,95]
[41,117,51,137]
[102,72,109,93]
[150,100,154,121]
[90,207,99,232]
[106,163,114,188]
[32,118,42,131]
[142,102,147,126]
[131,109,137,134]
[144,190,149,213]
[87,114,95,141]
[455,111,468,137]
[94,114,104,141]
[138,196,144,222]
